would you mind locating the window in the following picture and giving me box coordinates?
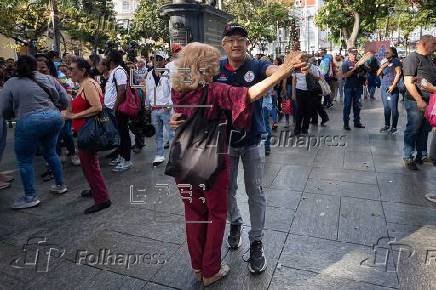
[122,0,130,12]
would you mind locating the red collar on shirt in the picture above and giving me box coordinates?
[224,64,236,72]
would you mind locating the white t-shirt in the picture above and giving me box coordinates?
[105,65,127,109]
[293,64,321,91]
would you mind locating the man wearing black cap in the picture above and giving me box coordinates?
[341,48,366,130]
[215,23,281,274]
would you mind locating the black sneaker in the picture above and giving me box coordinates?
[380,126,390,133]
[227,224,242,249]
[416,156,429,165]
[248,241,267,274]
[404,159,418,171]
[354,123,366,128]
[344,125,351,131]
[84,200,111,214]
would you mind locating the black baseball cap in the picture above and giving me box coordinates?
[223,23,248,38]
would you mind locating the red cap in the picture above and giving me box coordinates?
[171,43,182,54]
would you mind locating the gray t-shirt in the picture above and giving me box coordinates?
[402,52,436,101]
[0,72,68,120]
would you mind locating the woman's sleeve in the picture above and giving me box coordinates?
[213,83,252,129]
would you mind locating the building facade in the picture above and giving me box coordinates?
[113,0,139,29]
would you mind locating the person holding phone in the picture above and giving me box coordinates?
[377,47,402,135]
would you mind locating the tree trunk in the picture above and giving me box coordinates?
[346,11,360,49]
[50,0,61,54]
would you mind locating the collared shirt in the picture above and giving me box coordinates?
[215,56,271,147]
[145,68,172,107]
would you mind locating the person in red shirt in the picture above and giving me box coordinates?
[61,58,111,214]
[171,42,305,286]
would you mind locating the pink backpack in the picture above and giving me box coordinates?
[425,94,436,127]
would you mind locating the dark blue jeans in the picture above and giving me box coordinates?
[15,110,64,197]
[381,85,400,128]
[403,99,431,159]
[343,87,362,125]
[262,107,272,152]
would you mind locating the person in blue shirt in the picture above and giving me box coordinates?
[376,47,402,134]
[341,48,367,130]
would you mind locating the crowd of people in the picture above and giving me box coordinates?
[0,22,435,286]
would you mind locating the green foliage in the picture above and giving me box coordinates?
[131,0,172,43]
[0,0,118,50]
[223,0,294,49]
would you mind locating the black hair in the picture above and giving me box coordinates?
[16,55,37,79]
[36,55,58,77]
[72,57,91,77]
[106,50,124,67]
[89,54,101,67]
[275,57,283,65]
[390,47,399,59]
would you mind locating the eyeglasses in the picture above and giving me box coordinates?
[223,37,247,44]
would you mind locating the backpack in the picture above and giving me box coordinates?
[165,85,227,190]
[112,68,141,117]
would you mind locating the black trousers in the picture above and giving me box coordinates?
[312,95,329,124]
[116,112,131,161]
[295,89,314,133]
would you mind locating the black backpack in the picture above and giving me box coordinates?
[165,85,227,190]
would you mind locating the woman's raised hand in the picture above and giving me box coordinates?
[283,51,307,73]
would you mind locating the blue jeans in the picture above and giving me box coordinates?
[262,107,272,152]
[151,109,174,157]
[271,95,278,123]
[403,99,431,159]
[343,87,362,125]
[368,86,377,100]
[15,110,64,197]
[381,85,400,128]
[56,120,76,156]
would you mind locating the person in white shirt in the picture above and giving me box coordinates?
[292,58,328,135]
[145,51,174,166]
[105,50,133,172]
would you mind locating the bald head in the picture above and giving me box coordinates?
[417,35,435,55]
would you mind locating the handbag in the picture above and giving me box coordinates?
[113,68,141,118]
[306,73,323,96]
[165,85,227,190]
[77,108,120,152]
[281,98,292,115]
[319,78,332,96]
[425,93,436,127]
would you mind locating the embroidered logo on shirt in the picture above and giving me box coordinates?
[244,71,255,83]
[217,73,228,82]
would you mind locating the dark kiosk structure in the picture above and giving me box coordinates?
[160,0,233,54]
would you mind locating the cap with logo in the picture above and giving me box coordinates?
[223,23,248,38]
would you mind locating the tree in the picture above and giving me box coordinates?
[315,0,393,48]
[0,0,118,53]
[223,0,294,50]
[131,0,172,43]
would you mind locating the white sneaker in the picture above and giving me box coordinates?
[50,184,68,194]
[152,156,165,167]
[112,158,133,172]
[109,155,122,166]
[71,154,81,166]
[425,193,436,203]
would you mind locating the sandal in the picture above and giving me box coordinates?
[203,264,230,287]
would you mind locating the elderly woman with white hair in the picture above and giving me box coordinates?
[170,42,305,286]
